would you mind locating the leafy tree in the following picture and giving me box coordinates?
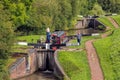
[88,0,97,10]
[78,0,89,15]
[97,0,120,13]
[0,2,14,59]
[89,3,105,15]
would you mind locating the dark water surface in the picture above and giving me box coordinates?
[17,71,58,80]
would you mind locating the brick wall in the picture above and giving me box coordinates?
[9,50,38,80]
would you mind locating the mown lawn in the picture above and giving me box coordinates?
[111,15,120,27]
[97,16,115,29]
[16,35,45,43]
[12,35,45,53]
[93,29,120,80]
[57,36,100,80]
[58,51,90,80]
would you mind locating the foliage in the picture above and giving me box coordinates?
[87,0,97,10]
[26,0,80,34]
[77,0,88,16]
[3,0,33,28]
[97,0,120,13]
[0,0,120,79]
[0,59,10,80]
[1,0,120,35]
[0,2,14,79]
[89,3,105,15]
[0,2,14,59]
[0,71,10,80]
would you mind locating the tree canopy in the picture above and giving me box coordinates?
[0,1,14,59]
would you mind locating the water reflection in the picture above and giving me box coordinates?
[17,71,58,80]
[67,28,103,35]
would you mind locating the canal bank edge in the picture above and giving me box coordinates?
[9,49,70,80]
[54,50,70,80]
[9,49,38,80]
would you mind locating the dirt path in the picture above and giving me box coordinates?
[85,16,120,80]
[85,40,104,80]
[107,17,119,28]
[101,27,112,38]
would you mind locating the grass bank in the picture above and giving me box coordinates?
[58,51,90,80]
[58,36,100,80]
[93,29,120,80]
[97,16,115,29]
[111,15,120,26]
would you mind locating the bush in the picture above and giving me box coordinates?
[0,59,10,80]
[0,71,10,80]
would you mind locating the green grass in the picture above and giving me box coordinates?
[0,58,16,80]
[57,36,101,80]
[16,35,45,43]
[11,35,45,53]
[58,51,90,80]
[93,37,115,80]
[97,17,115,29]
[11,45,32,53]
[93,29,120,80]
[68,36,100,49]
[112,15,120,27]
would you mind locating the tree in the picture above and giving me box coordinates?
[89,3,105,15]
[0,2,14,59]
[97,0,120,13]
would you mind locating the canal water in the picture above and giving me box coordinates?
[67,28,103,36]
[17,70,58,80]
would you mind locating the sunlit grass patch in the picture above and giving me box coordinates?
[93,29,120,80]
[57,35,101,80]
[97,17,115,29]
[11,35,45,53]
[16,35,45,43]
[112,15,120,26]
[58,51,91,80]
